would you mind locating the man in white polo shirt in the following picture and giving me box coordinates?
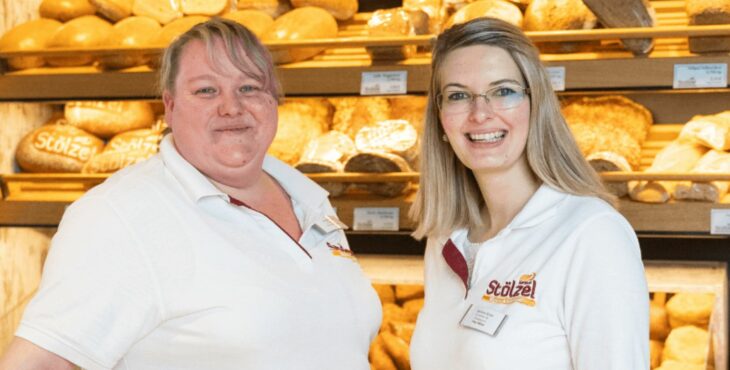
[0,18,381,370]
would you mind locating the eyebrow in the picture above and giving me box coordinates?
[443,78,523,90]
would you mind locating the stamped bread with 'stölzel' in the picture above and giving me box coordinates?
[65,101,155,139]
[16,123,105,173]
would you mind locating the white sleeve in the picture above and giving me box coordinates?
[563,212,649,370]
[16,195,163,370]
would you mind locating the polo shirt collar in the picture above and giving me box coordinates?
[159,135,328,208]
[507,183,567,230]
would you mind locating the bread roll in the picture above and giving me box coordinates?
[381,302,409,332]
[180,0,228,15]
[16,124,105,173]
[366,8,416,60]
[269,99,331,165]
[82,149,153,173]
[90,0,132,21]
[666,292,715,328]
[687,0,730,53]
[262,7,338,64]
[582,0,655,55]
[236,0,291,18]
[0,19,63,70]
[222,10,274,37]
[401,298,424,322]
[395,284,424,303]
[388,321,416,344]
[47,15,114,66]
[133,0,184,24]
[662,325,710,365]
[444,0,523,29]
[330,97,391,139]
[65,101,156,138]
[524,0,598,53]
[99,16,162,69]
[290,0,357,20]
[369,334,398,370]
[154,15,210,46]
[380,331,411,370]
[39,0,97,21]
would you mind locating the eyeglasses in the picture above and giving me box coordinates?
[437,84,530,115]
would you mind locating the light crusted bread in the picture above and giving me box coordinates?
[666,292,715,328]
[0,19,63,70]
[236,0,291,18]
[47,15,114,66]
[674,150,730,202]
[262,6,338,64]
[445,0,523,29]
[629,141,708,203]
[330,96,391,139]
[82,127,163,173]
[39,0,97,21]
[99,16,162,69]
[65,101,156,138]
[153,15,210,46]
[380,331,410,370]
[389,95,427,135]
[687,0,730,53]
[16,124,105,173]
[82,149,153,173]
[678,111,730,151]
[524,0,598,53]
[388,321,416,344]
[180,0,228,16]
[562,95,653,145]
[222,10,274,37]
[582,0,655,55]
[132,0,184,24]
[355,119,419,167]
[90,0,133,21]
[662,325,710,365]
[295,130,355,197]
[366,8,416,60]
[268,99,331,165]
[290,0,357,20]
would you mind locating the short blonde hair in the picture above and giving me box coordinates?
[410,17,614,240]
[158,17,280,101]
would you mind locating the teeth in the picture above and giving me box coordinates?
[468,131,506,142]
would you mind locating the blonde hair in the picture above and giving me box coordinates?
[158,17,280,101]
[410,17,614,240]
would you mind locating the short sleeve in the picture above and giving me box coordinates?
[16,196,163,370]
[564,212,649,370]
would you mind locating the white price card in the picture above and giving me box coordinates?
[361,71,408,95]
[546,66,566,91]
[710,209,730,235]
[673,63,728,89]
[353,207,399,231]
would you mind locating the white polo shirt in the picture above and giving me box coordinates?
[410,185,649,370]
[17,136,381,370]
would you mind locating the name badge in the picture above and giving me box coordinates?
[459,303,507,336]
[314,215,349,233]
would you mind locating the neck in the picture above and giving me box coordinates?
[210,169,270,205]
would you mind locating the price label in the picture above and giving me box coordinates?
[353,207,399,231]
[673,63,728,89]
[361,71,408,95]
[710,209,730,235]
[546,66,566,91]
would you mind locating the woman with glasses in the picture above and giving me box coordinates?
[409,17,649,369]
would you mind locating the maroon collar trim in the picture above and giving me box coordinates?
[442,238,468,292]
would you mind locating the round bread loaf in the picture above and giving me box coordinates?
[99,16,161,69]
[180,0,228,16]
[445,0,523,29]
[65,101,155,138]
[154,15,211,46]
[262,7,338,64]
[132,0,184,24]
[39,0,97,22]
[290,0,358,20]
[236,0,291,18]
[0,19,63,70]
[222,10,274,37]
[524,0,598,53]
[16,124,105,173]
[47,15,114,66]
[662,325,710,365]
[666,292,715,328]
[90,0,133,21]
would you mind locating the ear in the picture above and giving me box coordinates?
[162,90,174,128]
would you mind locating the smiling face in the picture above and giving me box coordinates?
[163,38,278,188]
[438,45,531,178]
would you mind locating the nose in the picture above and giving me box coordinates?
[218,91,244,117]
[470,93,495,121]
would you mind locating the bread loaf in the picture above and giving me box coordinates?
[65,101,156,138]
[674,150,730,202]
[330,96,391,139]
[222,10,274,37]
[389,95,427,135]
[524,0,598,53]
[16,124,105,173]
[662,325,710,365]
[629,141,708,203]
[687,0,730,53]
[268,99,331,165]
[666,292,715,328]
[236,0,291,18]
[0,19,63,70]
[99,16,162,69]
[39,0,97,21]
[290,0,357,20]
[262,7,338,64]
[678,111,730,151]
[47,15,114,66]
[133,0,184,24]
[582,0,655,55]
[180,0,228,16]
[82,128,163,173]
[154,16,210,46]
[355,119,419,166]
[90,0,132,21]
[344,152,412,197]
[562,95,653,145]
[366,8,416,60]
[295,131,356,197]
[444,0,523,29]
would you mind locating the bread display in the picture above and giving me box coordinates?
[262,6,338,64]
[180,0,228,16]
[291,0,358,21]
[65,101,156,139]
[330,97,391,139]
[268,99,331,165]
[39,0,97,22]
[686,0,730,53]
[99,16,161,69]
[132,0,184,24]
[582,0,656,55]
[629,141,708,203]
[678,111,730,151]
[355,119,419,167]
[444,0,523,29]
[0,19,63,70]
[674,150,730,202]
[46,15,114,66]
[524,0,598,52]
[237,0,291,18]
[16,123,105,173]
[90,0,132,21]
[366,8,416,60]
[222,10,274,37]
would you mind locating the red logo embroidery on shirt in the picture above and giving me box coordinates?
[327,242,356,260]
[482,272,537,307]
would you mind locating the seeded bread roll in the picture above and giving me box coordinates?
[65,101,156,138]
[444,0,523,29]
[133,0,184,24]
[290,0,357,20]
[237,0,291,18]
[687,0,730,53]
[39,0,97,21]
[99,16,162,69]
[0,19,63,70]
[16,124,105,173]
[262,6,338,64]
[90,0,132,21]
[47,15,114,66]
[222,10,274,37]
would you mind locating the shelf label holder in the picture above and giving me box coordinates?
[546,66,566,92]
[673,63,728,89]
[710,209,730,235]
[361,71,408,95]
[353,207,400,231]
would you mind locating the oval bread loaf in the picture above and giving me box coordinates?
[290,0,358,20]
[99,16,162,69]
[262,7,338,64]
[47,15,114,66]
[0,19,63,70]
[180,0,228,16]
[16,124,105,173]
[237,0,291,18]
[132,0,184,24]
[154,15,211,46]
[222,10,274,37]
[445,0,523,29]
[39,0,97,22]
[90,0,133,21]
[65,101,156,138]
